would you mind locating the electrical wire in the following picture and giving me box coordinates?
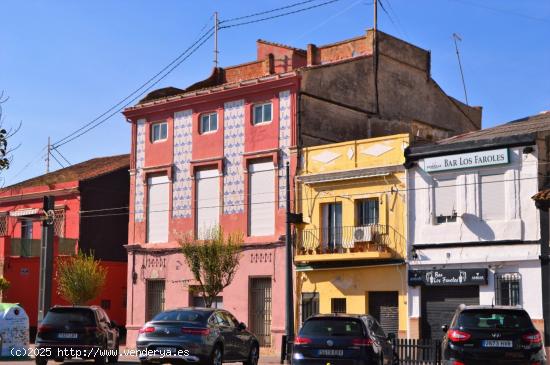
[52,30,215,149]
[49,152,65,169]
[219,0,344,29]
[220,0,321,23]
[51,147,71,166]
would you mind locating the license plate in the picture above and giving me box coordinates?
[482,340,513,348]
[156,347,178,353]
[318,349,344,356]
[57,333,77,339]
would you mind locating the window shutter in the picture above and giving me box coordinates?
[434,177,456,217]
[249,161,275,236]
[480,174,505,220]
[196,169,220,238]
[147,175,170,243]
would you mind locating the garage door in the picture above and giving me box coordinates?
[369,291,399,336]
[421,286,479,339]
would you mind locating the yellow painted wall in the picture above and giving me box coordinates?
[299,265,408,336]
[298,134,409,257]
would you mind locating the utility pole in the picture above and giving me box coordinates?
[537,201,550,356]
[452,33,469,105]
[46,137,50,173]
[285,162,294,362]
[37,196,55,324]
[214,11,219,68]
[373,0,380,115]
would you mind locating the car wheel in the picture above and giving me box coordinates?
[140,361,152,365]
[210,345,223,365]
[35,357,48,365]
[108,341,119,363]
[243,343,259,365]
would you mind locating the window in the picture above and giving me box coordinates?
[146,280,165,321]
[21,220,33,239]
[0,214,8,236]
[151,121,168,142]
[248,161,275,236]
[356,199,379,226]
[433,176,457,224]
[146,175,170,243]
[196,168,220,239]
[495,273,521,306]
[322,203,342,252]
[480,174,505,221]
[54,209,65,238]
[200,112,218,134]
[301,292,319,324]
[331,298,347,314]
[253,102,272,125]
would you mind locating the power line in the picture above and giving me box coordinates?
[49,151,65,169]
[221,0,321,23]
[51,147,71,166]
[52,30,215,149]
[219,0,344,29]
[51,24,215,149]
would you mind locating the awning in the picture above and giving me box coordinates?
[298,165,403,184]
[9,208,40,217]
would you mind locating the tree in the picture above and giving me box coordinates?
[0,276,10,300]
[0,90,22,179]
[56,251,107,305]
[179,227,242,308]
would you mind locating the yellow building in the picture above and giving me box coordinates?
[295,134,409,338]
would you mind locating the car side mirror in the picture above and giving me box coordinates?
[238,322,247,331]
[387,333,395,341]
[441,324,448,332]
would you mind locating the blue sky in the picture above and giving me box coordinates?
[1,0,548,185]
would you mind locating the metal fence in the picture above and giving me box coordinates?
[392,339,442,365]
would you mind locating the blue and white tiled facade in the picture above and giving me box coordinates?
[278,90,291,209]
[134,119,146,222]
[172,110,194,218]
[223,100,246,215]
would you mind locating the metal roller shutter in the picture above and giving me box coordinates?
[369,291,399,336]
[196,169,220,238]
[248,161,275,236]
[421,286,479,339]
[147,175,170,243]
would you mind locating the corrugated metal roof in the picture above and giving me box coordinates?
[298,165,404,184]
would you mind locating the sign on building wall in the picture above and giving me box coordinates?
[408,269,488,286]
[423,148,509,172]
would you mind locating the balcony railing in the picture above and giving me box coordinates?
[10,238,41,257]
[58,238,77,256]
[295,224,405,258]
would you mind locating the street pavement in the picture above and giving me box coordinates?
[9,355,283,365]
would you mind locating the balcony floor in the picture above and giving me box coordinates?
[294,250,394,263]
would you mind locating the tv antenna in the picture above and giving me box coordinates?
[452,33,469,105]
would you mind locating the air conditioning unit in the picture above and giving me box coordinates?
[353,226,372,243]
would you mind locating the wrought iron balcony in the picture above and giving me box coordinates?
[10,238,41,257]
[295,224,405,262]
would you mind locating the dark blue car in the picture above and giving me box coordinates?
[136,307,259,365]
[292,314,395,365]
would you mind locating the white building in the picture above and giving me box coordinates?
[405,113,550,339]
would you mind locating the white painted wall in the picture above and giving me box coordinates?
[408,146,540,245]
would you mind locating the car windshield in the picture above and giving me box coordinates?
[300,318,363,337]
[42,308,95,326]
[152,310,207,323]
[457,310,533,330]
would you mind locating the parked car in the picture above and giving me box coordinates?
[34,305,120,365]
[292,314,395,365]
[136,307,259,365]
[442,305,546,365]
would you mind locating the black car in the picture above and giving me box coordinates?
[35,305,120,365]
[442,305,546,365]
[292,314,395,365]
[136,307,259,365]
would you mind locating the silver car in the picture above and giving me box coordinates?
[137,307,259,365]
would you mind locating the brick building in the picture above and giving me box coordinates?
[122,29,481,349]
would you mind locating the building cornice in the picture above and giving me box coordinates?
[0,187,79,204]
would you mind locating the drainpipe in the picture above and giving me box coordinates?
[285,162,295,362]
[537,202,550,356]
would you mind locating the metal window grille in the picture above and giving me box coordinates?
[301,292,319,324]
[54,209,65,238]
[249,277,272,347]
[331,298,347,314]
[145,280,165,321]
[0,215,8,236]
[495,273,521,306]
